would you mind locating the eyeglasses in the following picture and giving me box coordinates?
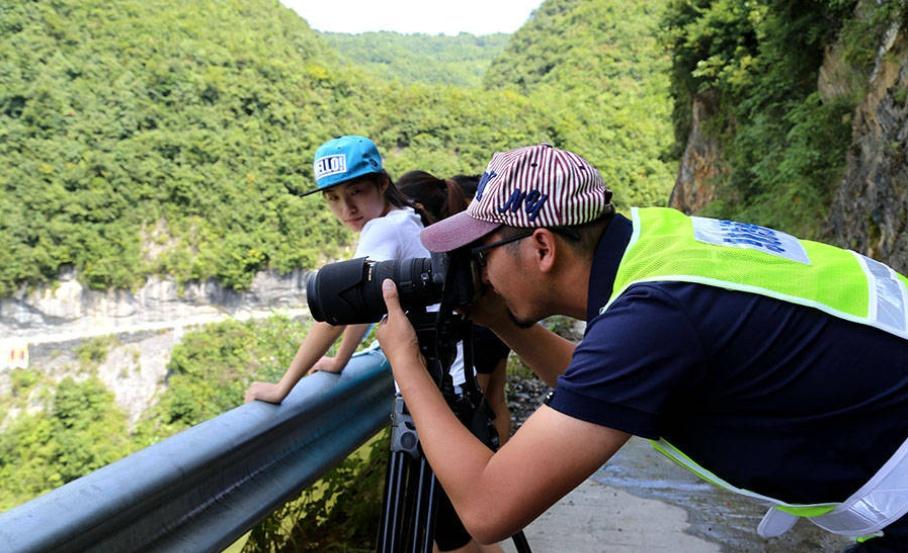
[470,227,581,267]
[470,230,535,267]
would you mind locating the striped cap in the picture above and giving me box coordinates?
[421,144,611,252]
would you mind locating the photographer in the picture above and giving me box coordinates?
[376,144,908,552]
[398,170,513,445]
[245,136,500,553]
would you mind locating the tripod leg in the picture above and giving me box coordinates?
[382,398,440,553]
[511,530,533,553]
[378,449,410,553]
[409,456,439,553]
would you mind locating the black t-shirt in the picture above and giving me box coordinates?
[471,324,510,374]
[547,215,908,511]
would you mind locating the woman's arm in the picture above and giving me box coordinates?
[307,323,372,375]
[244,321,345,404]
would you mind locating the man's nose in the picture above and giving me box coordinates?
[343,197,357,213]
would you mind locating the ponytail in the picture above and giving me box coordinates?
[398,170,472,224]
[377,170,434,227]
[442,179,469,217]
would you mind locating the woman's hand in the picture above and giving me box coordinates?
[307,355,341,375]
[244,381,288,404]
[376,279,422,369]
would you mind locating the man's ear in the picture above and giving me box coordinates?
[530,229,557,273]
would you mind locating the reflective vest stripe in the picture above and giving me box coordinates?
[855,251,908,336]
[654,437,908,538]
[653,439,838,516]
[811,434,908,536]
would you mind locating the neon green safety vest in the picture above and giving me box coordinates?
[602,207,908,539]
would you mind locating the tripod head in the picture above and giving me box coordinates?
[386,249,499,459]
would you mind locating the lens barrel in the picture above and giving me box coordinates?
[307,257,439,325]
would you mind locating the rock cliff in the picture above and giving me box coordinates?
[1,269,311,424]
[2,268,310,341]
[668,90,727,214]
[671,6,908,276]
[826,21,908,272]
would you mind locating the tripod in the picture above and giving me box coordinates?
[376,308,532,553]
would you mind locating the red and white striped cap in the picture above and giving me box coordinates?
[421,144,611,252]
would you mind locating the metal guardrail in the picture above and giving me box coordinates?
[0,349,394,553]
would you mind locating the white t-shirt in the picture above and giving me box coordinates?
[354,207,428,261]
[354,207,467,387]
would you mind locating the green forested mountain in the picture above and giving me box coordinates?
[320,31,510,86]
[486,0,676,207]
[0,0,557,297]
[0,0,678,298]
[6,0,901,295]
[1,0,340,295]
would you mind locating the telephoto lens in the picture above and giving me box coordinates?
[306,257,440,325]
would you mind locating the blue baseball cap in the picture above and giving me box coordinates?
[303,135,383,196]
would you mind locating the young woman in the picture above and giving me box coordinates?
[244,137,498,553]
[397,170,513,446]
[243,136,441,404]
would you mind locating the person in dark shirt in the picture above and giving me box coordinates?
[375,144,908,552]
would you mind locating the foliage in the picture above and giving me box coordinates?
[320,31,509,87]
[0,376,132,509]
[0,0,683,297]
[485,0,678,208]
[75,335,119,370]
[246,431,390,553]
[0,0,344,295]
[133,315,307,443]
[662,0,903,236]
[8,368,40,397]
[0,0,561,298]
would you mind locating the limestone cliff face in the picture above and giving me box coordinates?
[668,90,728,214]
[0,268,311,426]
[1,268,310,341]
[826,22,908,272]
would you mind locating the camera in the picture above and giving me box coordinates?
[309,252,505,553]
[306,250,478,326]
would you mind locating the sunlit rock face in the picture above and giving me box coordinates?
[669,90,729,215]
[0,268,310,339]
[1,268,311,426]
[826,22,908,273]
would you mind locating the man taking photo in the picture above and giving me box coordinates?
[375,144,908,553]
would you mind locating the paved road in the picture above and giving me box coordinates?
[501,438,852,553]
[501,477,721,553]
